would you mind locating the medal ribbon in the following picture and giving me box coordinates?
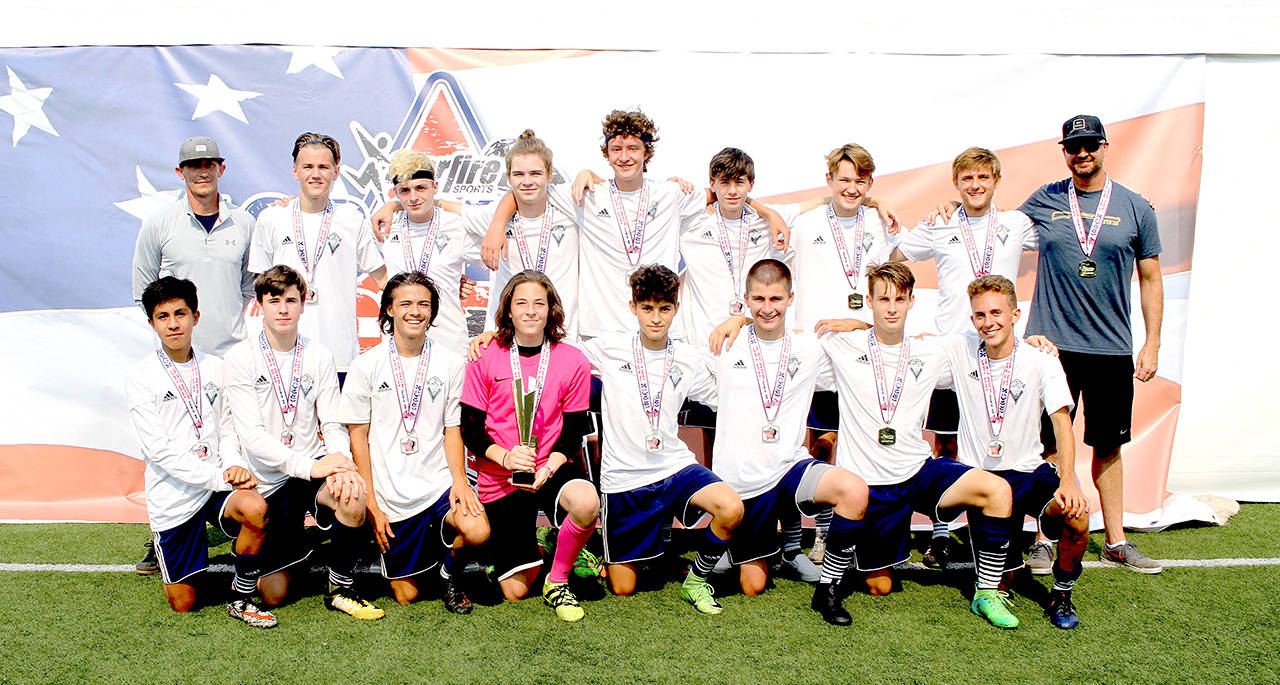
[957,207,999,277]
[156,350,203,439]
[866,330,911,426]
[258,331,305,429]
[509,340,552,439]
[714,202,755,299]
[747,325,790,426]
[632,335,674,435]
[292,199,334,283]
[397,209,442,275]
[510,199,554,272]
[977,340,1018,440]
[1067,177,1113,259]
[388,337,432,435]
[826,203,866,292]
[609,180,651,266]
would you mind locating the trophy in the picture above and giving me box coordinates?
[512,375,538,485]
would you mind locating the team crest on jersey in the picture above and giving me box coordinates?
[996,223,1010,244]
[908,358,924,379]
[862,233,874,251]
[327,233,342,254]
[426,376,444,400]
[436,232,450,251]
[749,227,764,245]
[646,205,658,220]
[203,382,219,405]
[301,374,314,396]
[788,356,801,378]
[1011,379,1025,403]
[551,224,567,245]
[669,365,684,388]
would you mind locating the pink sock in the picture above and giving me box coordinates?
[548,517,594,584]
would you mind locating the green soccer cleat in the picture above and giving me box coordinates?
[971,587,1020,629]
[680,573,723,615]
[543,579,585,622]
[572,547,604,579]
[535,526,557,556]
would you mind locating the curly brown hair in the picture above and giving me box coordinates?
[600,110,658,171]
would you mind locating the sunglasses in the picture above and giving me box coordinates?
[1063,139,1102,155]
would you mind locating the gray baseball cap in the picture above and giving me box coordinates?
[178,136,224,165]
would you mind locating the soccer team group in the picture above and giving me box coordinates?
[128,109,1165,631]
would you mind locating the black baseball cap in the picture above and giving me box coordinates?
[1060,115,1106,144]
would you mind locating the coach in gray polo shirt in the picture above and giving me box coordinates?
[131,136,255,357]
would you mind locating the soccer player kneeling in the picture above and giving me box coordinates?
[223,265,383,620]
[339,272,490,612]
[126,277,277,628]
[581,265,743,614]
[938,275,1089,629]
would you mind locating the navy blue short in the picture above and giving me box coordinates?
[993,462,1063,571]
[379,490,455,580]
[807,391,839,432]
[153,490,235,585]
[728,459,832,565]
[602,464,722,565]
[856,458,972,572]
[482,463,591,581]
[924,388,959,434]
[259,478,328,578]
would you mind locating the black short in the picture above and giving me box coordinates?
[1040,350,1134,451]
[680,399,717,429]
[807,391,839,432]
[924,388,959,434]
[482,462,592,581]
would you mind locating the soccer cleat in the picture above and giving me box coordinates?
[810,582,851,626]
[543,579,585,622]
[808,530,826,564]
[783,553,822,582]
[680,573,723,615]
[1100,542,1164,574]
[227,599,278,628]
[135,540,159,575]
[1026,540,1054,575]
[535,526,557,556]
[922,536,951,570]
[1046,590,1080,630]
[442,576,473,614]
[970,588,1020,629]
[573,547,605,579]
[325,586,385,620]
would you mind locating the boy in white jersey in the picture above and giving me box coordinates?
[890,147,1038,568]
[580,265,743,614]
[126,277,277,628]
[937,275,1088,629]
[819,262,1021,629]
[378,148,484,355]
[223,265,384,620]
[249,132,387,376]
[709,259,869,625]
[339,272,490,613]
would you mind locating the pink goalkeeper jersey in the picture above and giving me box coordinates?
[462,340,590,503]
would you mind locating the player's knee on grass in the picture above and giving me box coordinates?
[866,570,893,596]
[258,571,289,606]
[607,564,637,596]
[561,481,600,526]
[500,568,537,601]
[739,561,768,596]
[164,583,197,612]
[390,578,419,605]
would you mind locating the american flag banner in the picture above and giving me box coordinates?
[0,47,1215,525]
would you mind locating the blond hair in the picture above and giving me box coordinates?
[825,143,875,177]
[387,148,435,185]
[952,147,1001,181]
[506,129,553,175]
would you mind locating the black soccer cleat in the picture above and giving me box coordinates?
[811,582,851,626]
[442,576,473,615]
[135,540,159,575]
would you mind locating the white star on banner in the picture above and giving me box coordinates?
[113,166,181,220]
[0,66,59,146]
[284,46,346,78]
[174,73,262,124]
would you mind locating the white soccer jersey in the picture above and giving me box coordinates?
[576,180,705,339]
[938,332,1073,473]
[790,204,897,333]
[580,333,717,494]
[896,209,1037,335]
[381,209,482,356]
[337,339,464,523]
[678,204,796,346]
[820,330,948,486]
[711,328,832,499]
[126,351,247,532]
[223,335,351,497]
[249,200,384,372]
[462,186,580,339]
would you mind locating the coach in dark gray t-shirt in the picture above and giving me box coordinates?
[1023,115,1165,576]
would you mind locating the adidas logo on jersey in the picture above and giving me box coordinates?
[619,362,633,374]
[281,235,293,244]
[389,234,401,242]
[856,354,870,364]
[948,235,962,244]
[969,370,980,380]
[377,381,392,392]
[812,236,826,245]
[702,230,714,239]
[732,360,747,369]
[161,390,177,402]
[597,208,610,217]
[255,375,270,386]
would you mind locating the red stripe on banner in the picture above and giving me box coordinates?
[0,446,146,523]
[406,48,596,74]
